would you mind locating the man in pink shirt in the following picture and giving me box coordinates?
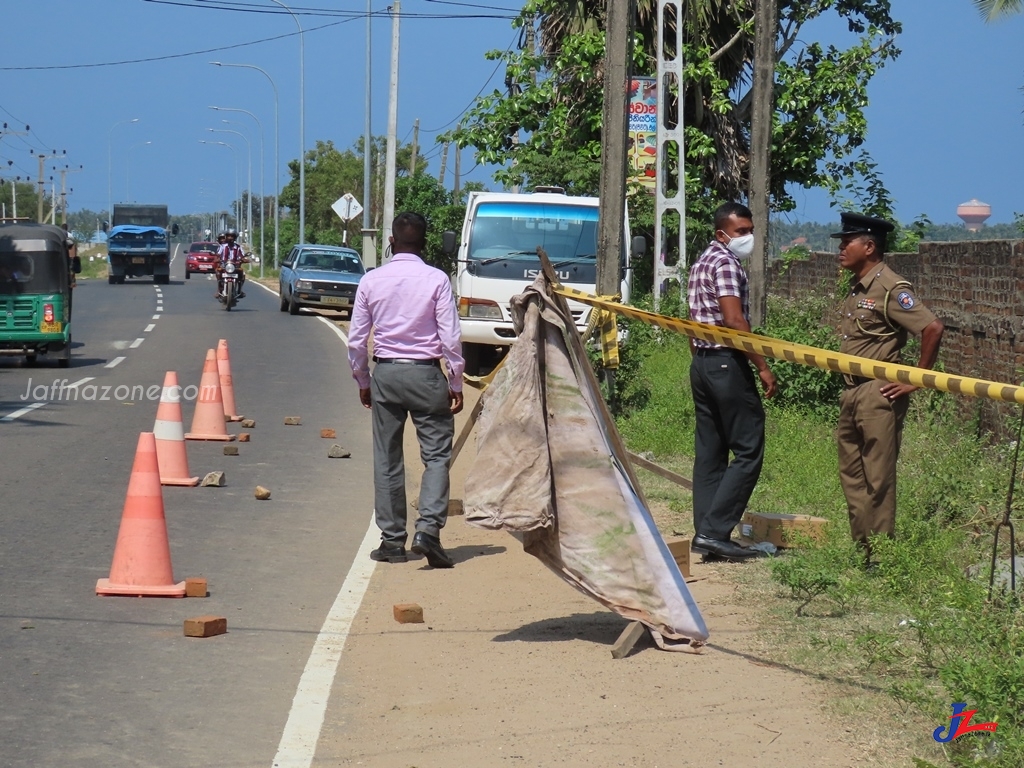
[349,212,465,568]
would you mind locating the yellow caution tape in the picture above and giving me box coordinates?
[583,295,621,369]
[553,285,1024,406]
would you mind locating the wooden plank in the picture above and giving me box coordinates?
[626,452,693,490]
[610,620,647,659]
[451,395,485,465]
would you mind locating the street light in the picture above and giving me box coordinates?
[208,127,251,249]
[199,140,240,228]
[107,118,139,225]
[209,62,280,269]
[268,0,305,244]
[126,141,152,202]
[210,105,265,277]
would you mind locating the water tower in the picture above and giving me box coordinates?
[957,199,991,232]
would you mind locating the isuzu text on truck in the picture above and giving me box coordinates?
[442,188,644,372]
[106,204,178,285]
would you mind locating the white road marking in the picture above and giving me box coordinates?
[270,293,361,768]
[157,299,163,304]
[67,377,94,388]
[105,356,126,369]
[130,338,144,349]
[156,306,163,312]
[111,340,131,350]
[271,518,378,768]
[1,402,46,422]
[144,324,156,332]
[152,314,160,320]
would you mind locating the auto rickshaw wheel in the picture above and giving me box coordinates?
[58,338,71,368]
[25,353,38,367]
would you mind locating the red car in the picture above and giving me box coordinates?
[185,242,219,279]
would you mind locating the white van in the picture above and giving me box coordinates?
[442,188,643,371]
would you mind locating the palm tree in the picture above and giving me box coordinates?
[973,0,1022,20]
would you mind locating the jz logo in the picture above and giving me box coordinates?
[932,703,998,743]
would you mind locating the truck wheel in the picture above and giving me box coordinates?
[462,342,481,377]
[116,276,125,285]
[108,275,116,285]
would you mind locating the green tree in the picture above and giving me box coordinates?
[0,179,40,223]
[450,1,902,282]
[973,0,1022,20]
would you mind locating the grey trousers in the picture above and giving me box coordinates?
[370,362,455,545]
[689,349,766,541]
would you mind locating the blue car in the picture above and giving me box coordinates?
[279,244,365,316]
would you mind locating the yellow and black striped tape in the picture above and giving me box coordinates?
[554,285,1024,406]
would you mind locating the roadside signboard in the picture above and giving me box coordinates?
[628,77,657,191]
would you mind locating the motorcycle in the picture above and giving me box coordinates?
[218,260,245,311]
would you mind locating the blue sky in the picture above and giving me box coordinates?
[0,0,1021,226]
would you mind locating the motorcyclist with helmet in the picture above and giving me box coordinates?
[216,228,247,299]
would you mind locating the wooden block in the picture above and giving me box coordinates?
[184,615,226,638]
[185,577,208,598]
[611,620,646,659]
[665,537,691,578]
[238,433,251,442]
[320,428,336,439]
[284,416,301,426]
[393,603,424,624]
[223,445,239,456]
[741,512,828,549]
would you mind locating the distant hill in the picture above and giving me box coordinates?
[770,219,1022,256]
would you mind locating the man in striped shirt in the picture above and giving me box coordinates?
[687,202,777,562]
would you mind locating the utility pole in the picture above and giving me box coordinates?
[361,0,375,268]
[595,0,632,299]
[748,0,777,327]
[409,118,419,175]
[382,0,401,260]
[453,123,461,200]
[438,142,449,187]
[36,154,48,223]
[58,165,84,225]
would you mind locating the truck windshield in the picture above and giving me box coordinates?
[468,202,597,263]
[0,250,65,294]
[110,232,166,248]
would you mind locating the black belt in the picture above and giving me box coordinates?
[372,356,440,367]
[693,347,742,356]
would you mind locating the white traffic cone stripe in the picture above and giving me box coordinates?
[153,418,185,441]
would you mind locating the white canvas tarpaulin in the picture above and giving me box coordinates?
[465,274,708,648]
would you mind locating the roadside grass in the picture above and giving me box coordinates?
[76,245,108,281]
[614,296,1024,767]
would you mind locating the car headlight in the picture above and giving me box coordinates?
[458,297,503,320]
[296,280,313,290]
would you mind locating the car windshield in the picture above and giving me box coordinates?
[190,244,217,254]
[468,202,598,262]
[296,251,364,274]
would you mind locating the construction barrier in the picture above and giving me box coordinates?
[554,285,1024,406]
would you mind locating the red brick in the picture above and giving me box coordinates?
[185,577,208,598]
[320,428,336,439]
[393,603,424,624]
[184,615,226,638]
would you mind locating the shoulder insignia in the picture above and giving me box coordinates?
[896,291,915,310]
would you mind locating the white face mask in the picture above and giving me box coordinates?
[724,232,755,259]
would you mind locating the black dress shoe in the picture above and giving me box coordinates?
[411,532,454,569]
[370,541,408,563]
[691,534,761,562]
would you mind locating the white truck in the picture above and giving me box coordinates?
[442,188,644,373]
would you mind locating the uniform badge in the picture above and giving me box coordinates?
[896,291,915,310]
[856,298,876,310]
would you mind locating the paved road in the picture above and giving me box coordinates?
[0,246,375,767]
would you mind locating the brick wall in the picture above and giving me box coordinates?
[768,240,1024,433]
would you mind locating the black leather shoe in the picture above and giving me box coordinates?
[370,542,407,563]
[411,532,454,569]
[691,534,761,562]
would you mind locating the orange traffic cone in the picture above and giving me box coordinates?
[217,338,244,422]
[154,371,199,486]
[185,349,236,441]
[96,432,186,597]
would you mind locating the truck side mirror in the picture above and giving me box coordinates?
[441,231,457,256]
[171,224,180,236]
[101,221,108,233]
[72,256,82,274]
[630,235,647,257]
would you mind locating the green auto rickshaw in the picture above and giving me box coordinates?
[0,222,81,367]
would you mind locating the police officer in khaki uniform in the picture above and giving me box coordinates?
[833,213,944,564]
